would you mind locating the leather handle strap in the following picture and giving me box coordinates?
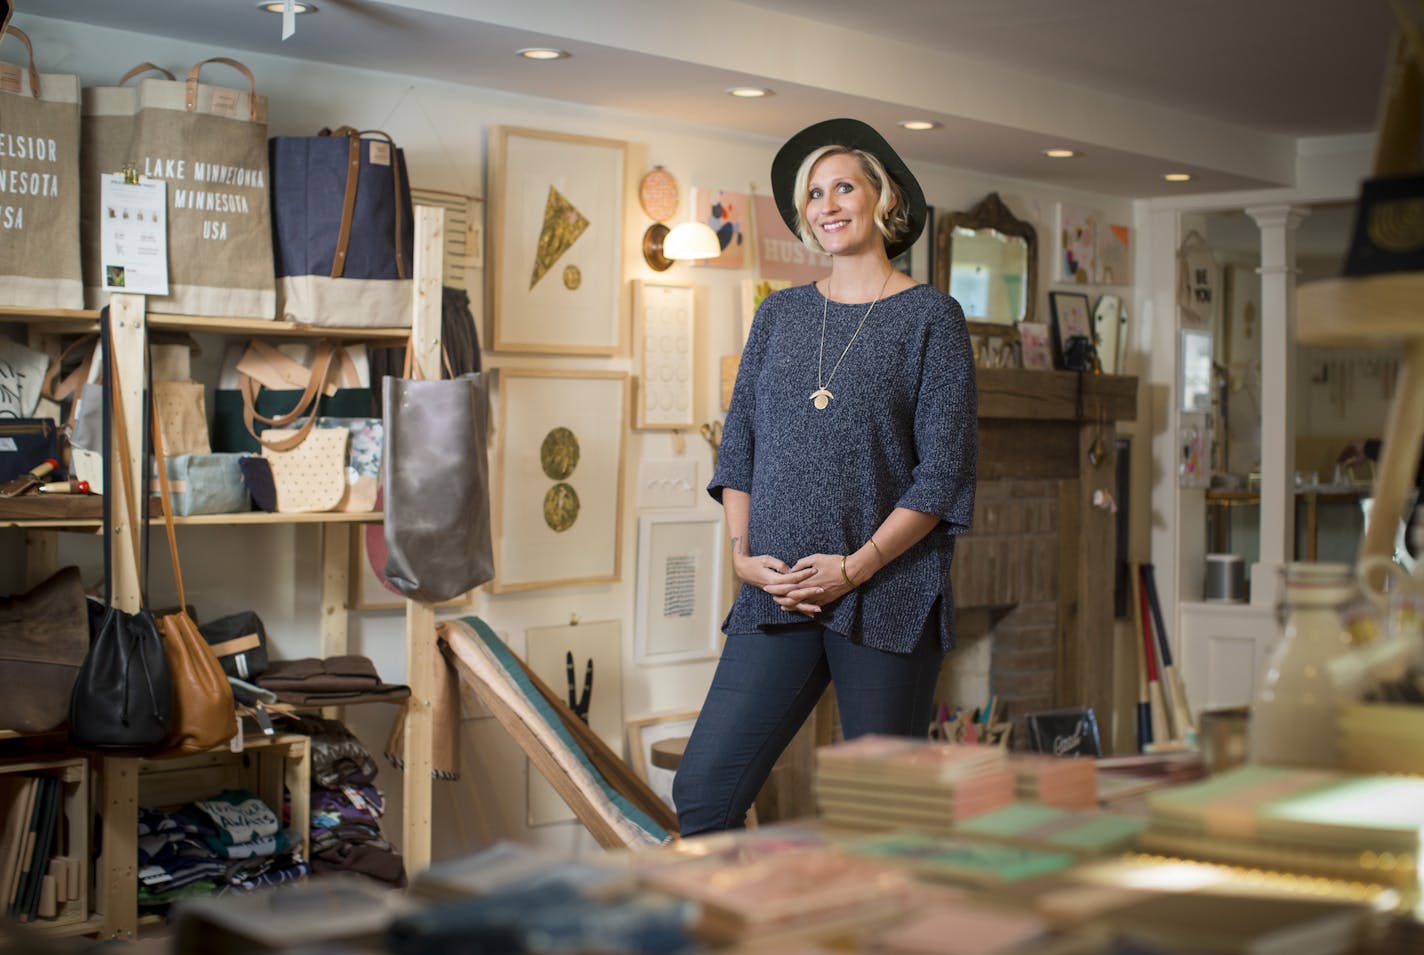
[104,322,143,578]
[242,343,338,452]
[185,56,258,120]
[41,334,99,403]
[118,62,176,85]
[2,26,41,100]
[149,374,187,611]
[319,127,406,281]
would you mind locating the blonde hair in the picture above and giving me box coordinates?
[792,145,910,254]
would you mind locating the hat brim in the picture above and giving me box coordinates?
[771,118,927,263]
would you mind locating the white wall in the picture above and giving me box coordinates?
[10,13,1138,859]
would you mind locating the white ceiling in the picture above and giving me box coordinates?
[12,0,1395,198]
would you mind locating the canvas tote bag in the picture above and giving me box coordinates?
[270,127,414,327]
[80,62,175,308]
[127,57,275,317]
[0,26,82,309]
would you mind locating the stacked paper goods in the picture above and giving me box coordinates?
[1141,765,1424,887]
[956,803,1144,857]
[636,846,913,946]
[1010,754,1098,809]
[814,735,1014,834]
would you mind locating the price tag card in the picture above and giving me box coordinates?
[100,173,169,295]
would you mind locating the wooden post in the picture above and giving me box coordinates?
[401,204,444,873]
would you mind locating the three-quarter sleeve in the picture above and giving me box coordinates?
[893,299,977,532]
[707,302,771,502]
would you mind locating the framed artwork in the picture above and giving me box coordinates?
[969,325,1020,370]
[1180,328,1214,413]
[752,194,831,285]
[488,126,628,355]
[626,710,700,811]
[1098,222,1131,285]
[1025,707,1101,757]
[1019,321,1054,370]
[740,278,790,345]
[1055,203,1099,284]
[524,619,624,826]
[1093,294,1124,375]
[632,280,696,430]
[347,523,473,611]
[634,513,724,665]
[492,368,628,593]
[1048,290,1093,363]
[690,187,747,269]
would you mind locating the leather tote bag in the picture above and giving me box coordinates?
[0,566,89,734]
[382,348,493,602]
[0,26,82,309]
[69,309,174,753]
[127,57,274,317]
[80,62,175,308]
[270,127,414,327]
[149,366,238,756]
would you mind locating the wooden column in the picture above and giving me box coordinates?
[402,204,444,873]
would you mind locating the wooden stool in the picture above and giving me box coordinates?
[648,734,760,828]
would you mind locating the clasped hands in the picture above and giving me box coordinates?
[735,551,865,617]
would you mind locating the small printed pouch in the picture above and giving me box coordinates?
[259,426,347,513]
[315,417,383,513]
[153,380,212,456]
[157,453,251,516]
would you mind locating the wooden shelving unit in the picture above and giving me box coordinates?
[7,205,446,938]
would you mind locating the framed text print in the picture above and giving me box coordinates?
[632,279,696,430]
[488,126,628,355]
[634,512,723,665]
[492,368,628,593]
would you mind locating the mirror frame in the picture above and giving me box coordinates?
[934,192,1038,332]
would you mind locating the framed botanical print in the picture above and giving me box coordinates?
[634,512,723,665]
[491,368,628,593]
[488,126,628,355]
[632,280,696,430]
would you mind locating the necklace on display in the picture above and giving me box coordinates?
[811,271,893,410]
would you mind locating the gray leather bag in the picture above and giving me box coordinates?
[381,372,493,602]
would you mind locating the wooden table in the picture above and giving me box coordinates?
[650,736,689,771]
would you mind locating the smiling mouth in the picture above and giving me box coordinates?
[821,220,849,233]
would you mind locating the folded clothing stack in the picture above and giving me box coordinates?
[282,716,406,888]
[257,655,410,706]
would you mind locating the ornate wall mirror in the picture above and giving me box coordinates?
[934,192,1038,328]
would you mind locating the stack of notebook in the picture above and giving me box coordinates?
[1010,754,1098,809]
[1141,765,1424,887]
[637,846,912,945]
[955,803,1145,857]
[814,735,1014,833]
[842,830,1078,888]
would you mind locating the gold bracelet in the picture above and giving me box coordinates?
[841,554,858,588]
[867,537,886,567]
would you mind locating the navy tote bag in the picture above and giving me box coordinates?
[269,127,414,328]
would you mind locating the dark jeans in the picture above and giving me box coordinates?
[672,618,945,837]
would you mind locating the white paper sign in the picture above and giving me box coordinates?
[100,174,169,295]
[0,337,51,419]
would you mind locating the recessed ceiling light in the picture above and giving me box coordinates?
[725,86,771,98]
[517,47,571,60]
[258,1,317,12]
[1164,172,1193,182]
[1042,148,1079,159]
[899,120,941,131]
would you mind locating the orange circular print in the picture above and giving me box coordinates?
[639,167,679,222]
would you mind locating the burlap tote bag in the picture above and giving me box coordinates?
[0,26,82,309]
[80,62,175,308]
[128,57,274,317]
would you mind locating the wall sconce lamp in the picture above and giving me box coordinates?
[643,221,722,271]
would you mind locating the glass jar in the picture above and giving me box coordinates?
[1248,563,1363,769]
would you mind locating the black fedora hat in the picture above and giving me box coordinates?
[771,117,927,261]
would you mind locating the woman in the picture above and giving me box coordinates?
[672,118,978,836]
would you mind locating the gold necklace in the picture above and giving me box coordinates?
[810,272,893,410]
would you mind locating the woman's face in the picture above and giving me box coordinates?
[805,152,882,258]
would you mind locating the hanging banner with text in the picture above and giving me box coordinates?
[752,193,830,285]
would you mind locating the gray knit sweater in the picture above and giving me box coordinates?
[709,282,977,652]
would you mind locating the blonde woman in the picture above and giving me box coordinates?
[673,119,978,835]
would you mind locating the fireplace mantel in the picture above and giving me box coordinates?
[957,370,1138,749]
